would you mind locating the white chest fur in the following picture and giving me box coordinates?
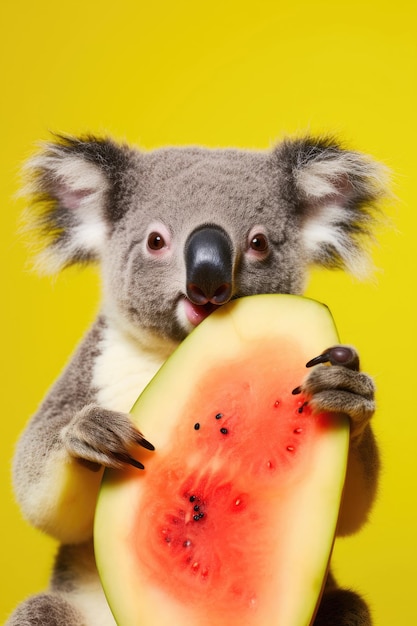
[92,324,172,413]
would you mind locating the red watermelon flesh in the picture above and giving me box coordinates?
[95,295,349,626]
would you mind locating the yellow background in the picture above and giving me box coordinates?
[0,0,415,623]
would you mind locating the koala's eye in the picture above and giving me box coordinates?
[249,233,268,252]
[147,232,166,251]
[246,228,270,261]
[145,223,171,258]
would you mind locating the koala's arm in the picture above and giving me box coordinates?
[301,347,380,536]
[12,317,159,544]
[337,424,379,535]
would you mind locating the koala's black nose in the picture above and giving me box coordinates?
[185,225,234,305]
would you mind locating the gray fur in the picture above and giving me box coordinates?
[8,134,389,625]
[5,594,83,626]
[304,364,376,439]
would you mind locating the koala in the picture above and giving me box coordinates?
[8,134,388,626]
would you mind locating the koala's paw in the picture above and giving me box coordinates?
[61,404,155,470]
[297,346,375,442]
[314,587,372,625]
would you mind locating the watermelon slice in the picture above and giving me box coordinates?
[94,294,349,626]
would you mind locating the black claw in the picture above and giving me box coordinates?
[137,436,155,451]
[306,352,332,368]
[127,457,145,470]
[114,452,145,470]
[306,346,360,371]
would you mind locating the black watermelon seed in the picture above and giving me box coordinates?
[220,427,228,435]
[193,514,201,521]
[190,495,196,502]
[215,413,223,419]
[194,504,200,511]
[194,423,200,430]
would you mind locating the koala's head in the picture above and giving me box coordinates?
[24,134,388,345]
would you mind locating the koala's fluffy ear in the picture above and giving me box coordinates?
[22,135,134,272]
[274,137,389,276]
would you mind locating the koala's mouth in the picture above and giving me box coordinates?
[183,298,223,327]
